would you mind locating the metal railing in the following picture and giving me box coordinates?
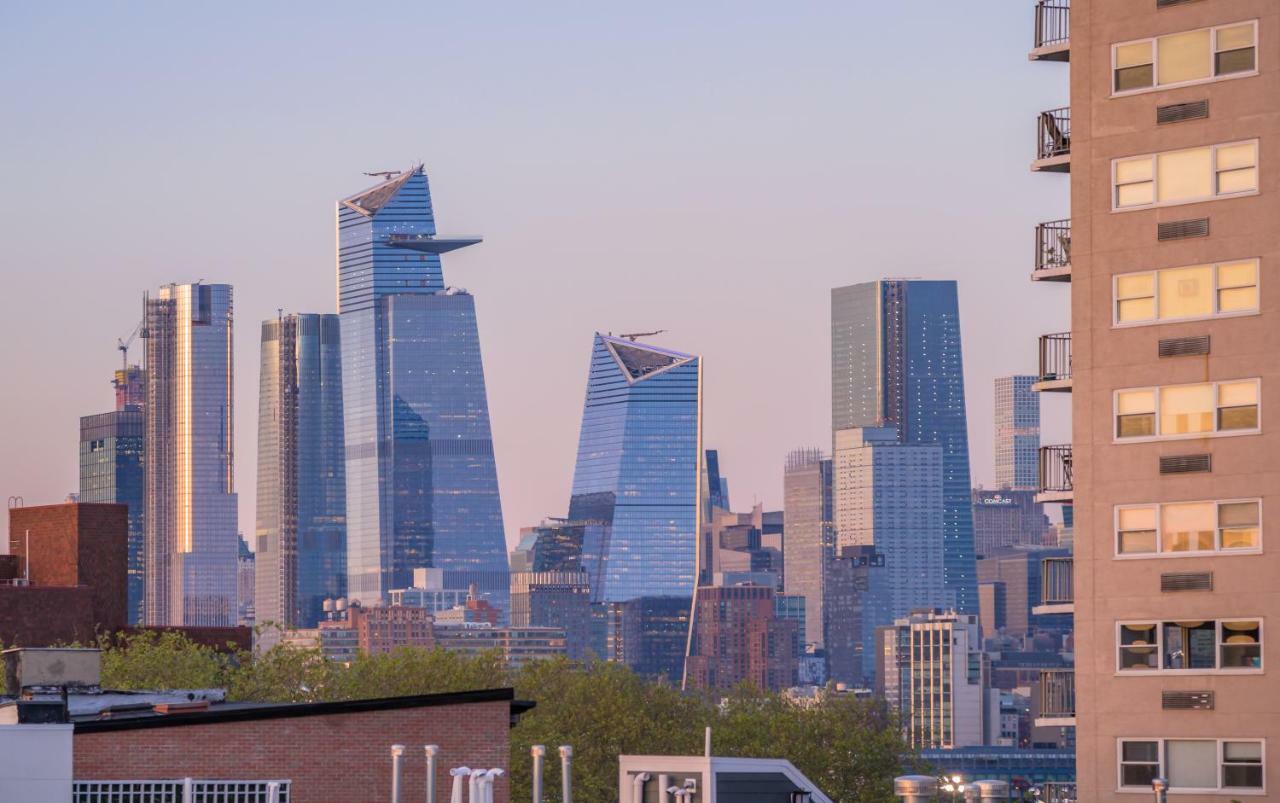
[1039,445,1073,495]
[1039,668,1075,718]
[1037,107,1071,161]
[1038,332,1072,383]
[74,780,290,803]
[1041,556,1073,606]
[1034,1,1070,49]
[1035,219,1071,272]
[1036,781,1077,803]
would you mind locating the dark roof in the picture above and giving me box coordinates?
[74,687,534,733]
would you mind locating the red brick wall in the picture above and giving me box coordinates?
[74,699,514,803]
[123,626,253,652]
[0,585,96,646]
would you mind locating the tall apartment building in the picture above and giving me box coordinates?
[685,583,797,692]
[831,280,978,615]
[254,313,346,631]
[337,167,508,612]
[79,403,145,624]
[1030,1,1271,797]
[833,427,946,682]
[782,449,833,648]
[995,375,1042,490]
[142,283,238,627]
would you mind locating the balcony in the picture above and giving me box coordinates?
[74,779,291,802]
[1030,1,1070,62]
[1034,219,1071,281]
[1037,445,1072,503]
[1034,782,1077,803]
[1033,332,1072,392]
[1032,108,1071,172]
[1036,668,1076,727]
[1034,556,1073,616]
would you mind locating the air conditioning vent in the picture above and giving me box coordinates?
[1157,100,1209,124]
[1160,454,1211,474]
[1161,571,1213,592]
[1159,336,1210,358]
[1158,219,1210,241]
[1163,690,1214,710]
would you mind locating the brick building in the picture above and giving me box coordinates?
[1,503,128,646]
[70,689,531,803]
[686,584,796,692]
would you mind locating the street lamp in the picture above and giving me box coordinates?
[939,774,965,802]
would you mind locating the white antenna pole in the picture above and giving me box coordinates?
[704,727,711,758]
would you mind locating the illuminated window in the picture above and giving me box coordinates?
[1114,260,1258,325]
[1114,379,1260,440]
[1117,619,1263,673]
[1113,21,1258,94]
[1115,273,1156,322]
[1114,141,1258,210]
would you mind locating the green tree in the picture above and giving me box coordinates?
[97,631,235,690]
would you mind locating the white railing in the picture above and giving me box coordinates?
[73,779,290,803]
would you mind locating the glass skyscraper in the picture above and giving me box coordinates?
[143,282,238,626]
[337,166,509,613]
[80,405,145,624]
[255,313,346,630]
[831,279,977,614]
[782,448,833,648]
[568,333,702,603]
[993,374,1040,491]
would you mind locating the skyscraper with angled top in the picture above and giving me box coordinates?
[568,333,702,603]
[337,166,508,615]
[831,279,977,615]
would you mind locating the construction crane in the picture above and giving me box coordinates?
[363,171,400,181]
[117,319,143,371]
[616,330,666,342]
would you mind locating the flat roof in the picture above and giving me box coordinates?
[74,687,533,733]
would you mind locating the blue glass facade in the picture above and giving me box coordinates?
[79,408,145,624]
[255,313,346,629]
[338,167,508,613]
[569,334,701,603]
[832,280,977,615]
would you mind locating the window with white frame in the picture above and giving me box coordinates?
[1116,499,1261,557]
[1113,140,1258,210]
[1113,21,1257,94]
[1114,379,1260,440]
[1114,259,1259,325]
[1117,619,1262,672]
[1118,739,1264,793]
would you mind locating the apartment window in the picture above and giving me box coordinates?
[1119,739,1265,793]
[1113,141,1259,210]
[1112,21,1257,94]
[1114,379,1260,440]
[1116,260,1260,325]
[1117,619,1262,672]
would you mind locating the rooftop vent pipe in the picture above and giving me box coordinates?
[391,745,406,803]
[894,775,938,802]
[469,768,485,803]
[531,745,546,803]
[449,767,471,803]
[424,745,439,803]
[632,773,651,803]
[558,746,573,803]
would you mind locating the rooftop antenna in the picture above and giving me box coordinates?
[363,170,400,181]
[617,330,666,342]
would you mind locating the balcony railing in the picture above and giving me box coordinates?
[1039,445,1073,496]
[1039,668,1075,718]
[1035,218,1071,276]
[1036,107,1071,164]
[74,779,291,803]
[1033,1,1070,52]
[1037,332,1072,387]
[1035,781,1077,803]
[1040,557,1073,607]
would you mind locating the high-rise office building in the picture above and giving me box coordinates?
[782,449,833,648]
[971,488,1052,558]
[79,394,145,624]
[824,544,883,686]
[142,283,238,626]
[995,375,1041,490]
[877,610,987,749]
[509,570,591,661]
[833,426,946,682]
[1029,3,1271,798]
[568,333,701,603]
[337,167,508,613]
[831,280,977,615]
[255,313,346,630]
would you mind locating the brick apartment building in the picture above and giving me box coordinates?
[686,584,797,692]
